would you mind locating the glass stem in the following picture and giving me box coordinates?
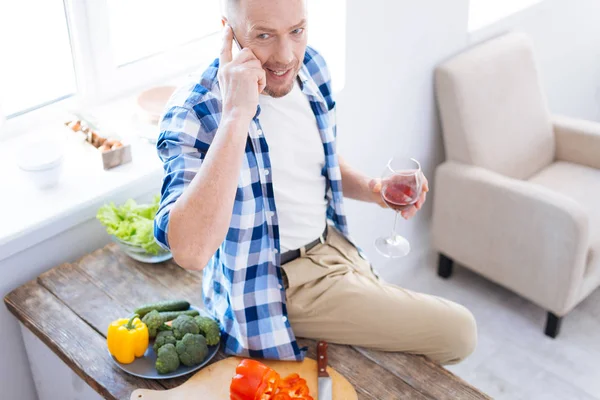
[390,212,399,243]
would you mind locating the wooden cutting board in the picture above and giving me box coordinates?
[130,356,357,400]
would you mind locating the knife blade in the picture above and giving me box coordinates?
[317,340,333,400]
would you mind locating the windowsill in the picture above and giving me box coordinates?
[0,82,188,262]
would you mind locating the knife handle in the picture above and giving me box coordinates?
[317,340,329,377]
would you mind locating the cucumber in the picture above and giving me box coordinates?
[159,309,200,321]
[134,300,190,318]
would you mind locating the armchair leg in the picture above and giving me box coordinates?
[438,254,454,279]
[545,312,562,338]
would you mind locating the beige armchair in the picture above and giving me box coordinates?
[432,32,600,338]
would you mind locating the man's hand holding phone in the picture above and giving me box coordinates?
[218,25,266,125]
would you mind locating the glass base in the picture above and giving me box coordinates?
[374,235,410,258]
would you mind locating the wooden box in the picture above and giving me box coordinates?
[64,117,133,170]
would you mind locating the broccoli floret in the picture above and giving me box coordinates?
[194,316,221,346]
[153,330,177,353]
[155,343,180,374]
[172,315,199,340]
[142,310,165,338]
[176,333,208,367]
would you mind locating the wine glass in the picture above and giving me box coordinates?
[374,157,423,258]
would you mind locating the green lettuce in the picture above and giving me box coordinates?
[96,195,164,255]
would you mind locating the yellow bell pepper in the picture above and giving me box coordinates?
[107,314,149,364]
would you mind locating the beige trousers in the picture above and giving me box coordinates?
[282,226,477,365]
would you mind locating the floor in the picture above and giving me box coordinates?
[377,249,600,400]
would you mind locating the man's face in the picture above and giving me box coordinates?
[227,0,308,98]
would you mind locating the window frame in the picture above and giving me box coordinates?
[82,0,221,103]
[0,0,221,139]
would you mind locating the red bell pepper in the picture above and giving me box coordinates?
[230,359,281,400]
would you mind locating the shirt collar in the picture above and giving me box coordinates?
[298,63,327,105]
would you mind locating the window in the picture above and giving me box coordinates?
[83,0,222,103]
[0,0,222,137]
[0,0,76,118]
[469,0,543,32]
[106,0,221,67]
[0,0,346,138]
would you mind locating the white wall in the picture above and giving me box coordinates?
[469,0,600,122]
[3,0,600,398]
[337,0,470,275]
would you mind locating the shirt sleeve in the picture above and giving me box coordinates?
[153,104,211,251]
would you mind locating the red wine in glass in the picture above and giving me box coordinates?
[381,174,420,212]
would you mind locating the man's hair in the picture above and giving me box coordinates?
[222,0,239,19]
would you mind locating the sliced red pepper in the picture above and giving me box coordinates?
[274,373,314,400]
[272,394,292,400]
[230,359,281,400]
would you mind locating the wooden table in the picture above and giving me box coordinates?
[4,243,490,400]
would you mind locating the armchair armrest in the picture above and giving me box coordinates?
[432,162,590,315]
[553,115,600,170]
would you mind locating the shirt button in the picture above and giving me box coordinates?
[267,211,275,218]
[257,129,263,136]
[264,170,270,176]
[274,248,279,254]
[282,316,288,322]
[278,284,283,290]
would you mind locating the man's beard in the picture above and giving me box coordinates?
[263,80,295,98]
[262,62,300,98]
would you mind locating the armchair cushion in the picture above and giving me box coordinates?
[553,115,600,170]
[529,161,600,282]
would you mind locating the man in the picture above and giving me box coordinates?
[154,0,476,364]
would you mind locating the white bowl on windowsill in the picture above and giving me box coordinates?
[17,140,64,189]
[136,85,176,125]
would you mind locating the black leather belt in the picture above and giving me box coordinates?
[280,226,328,265]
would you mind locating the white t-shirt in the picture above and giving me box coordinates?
[258,79,327,253]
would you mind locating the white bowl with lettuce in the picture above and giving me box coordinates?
[97,196,172,263]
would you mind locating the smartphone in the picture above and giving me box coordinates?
[231,29,243,56]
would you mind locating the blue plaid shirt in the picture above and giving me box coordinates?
[154,47,357,361]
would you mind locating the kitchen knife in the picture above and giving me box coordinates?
[317,341,333,400]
